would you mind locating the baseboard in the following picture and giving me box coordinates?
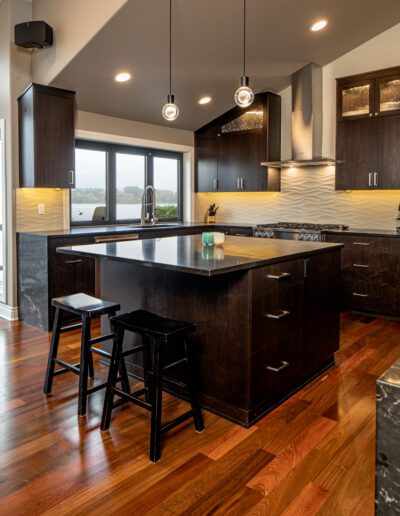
[0,303,19,321]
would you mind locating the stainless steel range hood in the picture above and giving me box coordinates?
[262,63,335,168]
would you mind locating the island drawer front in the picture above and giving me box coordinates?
[252,285,303,351]
[250,333,303,407]
[252,259,304,296]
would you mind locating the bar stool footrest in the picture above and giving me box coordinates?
[60,323,83,334]
[112,386,151,410]
[54,359,80,375]
[161,409,195,435]
[90,346,111,359]
[89,333,114,346]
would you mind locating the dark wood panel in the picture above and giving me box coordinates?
[376,114,400,189]
[194,137,218,193]
[335,119,377,190]
[251,259,304,296]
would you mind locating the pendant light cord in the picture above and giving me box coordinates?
[169,0,172,95]
[243,0,246,76]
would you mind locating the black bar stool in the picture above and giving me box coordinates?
[101,309,204,462]
[43,293,130,416]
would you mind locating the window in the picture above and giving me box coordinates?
[71,140,183,225]
[0,120,6,302]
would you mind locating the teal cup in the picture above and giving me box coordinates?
[202,232,214,246]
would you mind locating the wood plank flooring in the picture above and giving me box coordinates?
[0,312,397,515]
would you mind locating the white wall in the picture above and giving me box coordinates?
[195,22,400,229]
[32,0,128,84]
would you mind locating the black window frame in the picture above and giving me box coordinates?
[71,139,183,226]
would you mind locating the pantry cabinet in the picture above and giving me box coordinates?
[336,67,400,190]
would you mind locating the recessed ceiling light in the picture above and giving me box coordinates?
[310,19,328,32]
[114,72,131,82]
[198,96,212,105]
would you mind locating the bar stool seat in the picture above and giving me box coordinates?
[43,293,130,417]
[52,293,120,317]
[101,309,204,462]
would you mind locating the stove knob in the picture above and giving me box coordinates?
[254,230,260,237]
[313,234,318,241]
[298,233,304,240]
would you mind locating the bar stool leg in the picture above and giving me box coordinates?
[142,335,152,402]
[184,338,204,432]
[108,312,130,394]
[78,315,91,416]
[87,317,94,379]
[150,338,163,462]
[43,307,63,395]
[101,327,125,430]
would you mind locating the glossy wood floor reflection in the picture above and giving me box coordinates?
[0,313,396,515]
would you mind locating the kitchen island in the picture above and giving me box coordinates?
[58,235,342,426]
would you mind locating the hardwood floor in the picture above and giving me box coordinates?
[0,312,397,515]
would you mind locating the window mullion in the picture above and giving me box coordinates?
[108,148,116,223]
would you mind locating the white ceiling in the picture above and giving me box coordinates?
[52,0,400,131]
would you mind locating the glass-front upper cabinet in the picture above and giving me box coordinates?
[337,80,374,121]
[376,75,400,116]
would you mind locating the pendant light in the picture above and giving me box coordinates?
[234,0,254,108]
[162,0,179,121]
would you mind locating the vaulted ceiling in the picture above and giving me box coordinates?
[52,0,400,130]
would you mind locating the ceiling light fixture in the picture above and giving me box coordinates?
[198,96,212,105]
[234,0,254,108]
[310,19,328,32]
[162,0,179,121]
[114,72,131,82]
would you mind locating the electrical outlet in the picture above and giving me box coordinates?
[38,203,45,215]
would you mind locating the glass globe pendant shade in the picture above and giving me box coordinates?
[162,94,179,121]
[234,76,254,108]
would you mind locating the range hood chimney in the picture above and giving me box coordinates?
[262,63,335,168]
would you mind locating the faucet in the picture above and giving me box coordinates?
[141,185,158,225]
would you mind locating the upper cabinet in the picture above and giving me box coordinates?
[336,67,400,190]
[195,92,281,192]
[18,83,76,188]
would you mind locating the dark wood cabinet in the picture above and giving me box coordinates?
[195,92,281,192]
[324,233,400,317]
[18,83,76,188]
[336,67,400,190]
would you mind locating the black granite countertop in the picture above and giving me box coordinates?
[57,234,343,277]
[17,222,254,238]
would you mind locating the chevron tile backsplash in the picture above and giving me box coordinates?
[194,167,400,230]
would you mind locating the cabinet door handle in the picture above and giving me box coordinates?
[353,263,370,268]
[241,178,245,189]
[352,292,369,297]
[369,113,373,117]
[368,172,372,187]
[265,310,291,320]
[213,178,218,190]
[373,172,378,186]
[65,259,83,264]
[375,112,379,116]
[266,360,290,373]
[266,272,291,280]
[237,178,241,189]
[68,170,75,185]
[353,242,370,246]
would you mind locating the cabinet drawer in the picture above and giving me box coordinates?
[252,285,303,351]
[252,259,304,296]
[251,334,302,407]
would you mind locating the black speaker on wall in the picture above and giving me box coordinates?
[15,21,53,49]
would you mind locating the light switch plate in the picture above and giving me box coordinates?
[38,203,45,215]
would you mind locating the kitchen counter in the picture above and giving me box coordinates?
[17,222,255,239]
[58,235,343,277]
[324,227,400,238]
[58,234,342,426]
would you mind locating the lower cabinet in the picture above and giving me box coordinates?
[324,233,400,316]
[248,251,341,417]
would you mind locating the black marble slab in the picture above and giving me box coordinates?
[58,235,343,277]
[16,222,255,239]
[376,359,400,514]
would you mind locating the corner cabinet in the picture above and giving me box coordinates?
[195,92,281,192]
[336,67,400,190]
[18,83,76,188]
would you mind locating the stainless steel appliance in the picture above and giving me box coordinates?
[252,222,348,242]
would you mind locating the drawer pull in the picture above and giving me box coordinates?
[353,263,369,268]
[266,272,291,280]
[65,259,83,264]
[352,292,369,297]
[265,310,291,320]
[353,242,370,246]
[266,360,290,373]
